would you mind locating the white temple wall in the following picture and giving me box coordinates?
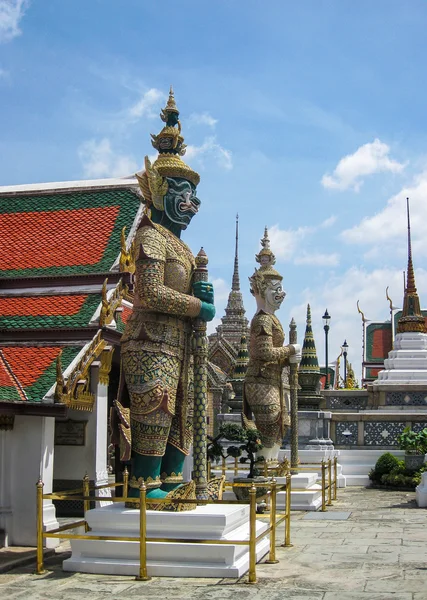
[6,415,58,547]
[53,362,110,508]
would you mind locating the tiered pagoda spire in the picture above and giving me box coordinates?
[298,304,322,408]
[299,304,320,373]
[214,215,249,348]
[397,198,426,334]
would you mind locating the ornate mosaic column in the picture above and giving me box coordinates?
[192,248,209,500]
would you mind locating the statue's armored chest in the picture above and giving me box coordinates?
[271,315,285,348]
[164,234,195,294]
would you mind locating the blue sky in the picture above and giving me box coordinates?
[2,1,427,381]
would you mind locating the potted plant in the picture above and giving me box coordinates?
[223,425,269,503]
[397,427,427,470]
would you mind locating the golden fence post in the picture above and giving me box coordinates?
[123,467,129,500]
[265,478,279,564]
[83,473,90,532]
[333,456,338,501]
[327,458,332,506]
[135,481,151,582]
[234,456,238,476]
[222,456,226,477]
[321,461,326,512]
[247,483,257,584]
[282,472,292,547]
[207,460,211,480]
[35,479,46,575]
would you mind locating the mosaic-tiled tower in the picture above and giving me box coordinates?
[227,334,249,413]
[298,304,322,409]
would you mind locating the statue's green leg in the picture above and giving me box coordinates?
[128,454,169,499]
[160,443,187,492]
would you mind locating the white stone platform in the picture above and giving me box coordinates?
[63,503,269,578]
[218,471,323,511]
[374,332,427,384]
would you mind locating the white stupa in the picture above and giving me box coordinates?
[374,199,427,386]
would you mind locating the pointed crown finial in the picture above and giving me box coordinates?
[255,226,276,267]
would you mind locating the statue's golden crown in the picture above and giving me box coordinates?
[136,87,199,207]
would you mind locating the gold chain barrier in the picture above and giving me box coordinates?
[35,473,293,585]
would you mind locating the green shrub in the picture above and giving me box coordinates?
[369,452,401,483]
[397,427,427,454]
[380,472,416,488]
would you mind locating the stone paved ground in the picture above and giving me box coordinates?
[1,487,427,599]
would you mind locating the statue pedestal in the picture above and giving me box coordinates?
[284,410,333,449]
[63,503,269,578]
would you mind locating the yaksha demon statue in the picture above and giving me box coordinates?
[243,228,301,461]
[112,88,215,506]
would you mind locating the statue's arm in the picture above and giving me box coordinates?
[134,227,201,318]
[252,315,296,364]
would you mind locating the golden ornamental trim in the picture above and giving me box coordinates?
[99,346,114,386]
[99,278,128,327]
[54,330,106,411]
[119,226,135,274]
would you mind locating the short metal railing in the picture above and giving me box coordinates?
[35,471,292,585]
[209,456,339,512]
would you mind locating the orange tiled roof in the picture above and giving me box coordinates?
[1,206,119,270]
[0,293,101,329]
[0,188,140,278]
[0,295,87,316]
[2,347,62,386]
[0,345,82,402]
[121,305,132,325]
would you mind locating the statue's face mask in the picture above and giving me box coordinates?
[264,279,286,313]
[164,177,201,229]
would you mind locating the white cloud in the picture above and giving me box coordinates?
[294,252,339,267]
[0,67,8,78]
[188,112,218,128]
[0,0,29,43]
[126,88,165,121]
[186,136,233,171]
[320,215,337,228]
[268,224,313,261]
[321,138,405,192]
[212,278,230,303]
[78,138,138,179]
[206,279,230,335]
[268,217,338,264]
[342,170,427,254]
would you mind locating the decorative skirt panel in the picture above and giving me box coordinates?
[122,349,193,457]
[244,382,289,448]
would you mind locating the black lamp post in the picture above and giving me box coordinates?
[342,340,349,388]
[322,309,331,389]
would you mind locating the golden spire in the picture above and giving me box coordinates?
[136,86,200,204]
[161,85,179,117]
[397,198,426,333]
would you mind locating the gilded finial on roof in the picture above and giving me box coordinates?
[357,300,368,323]
[119,226,135,274]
